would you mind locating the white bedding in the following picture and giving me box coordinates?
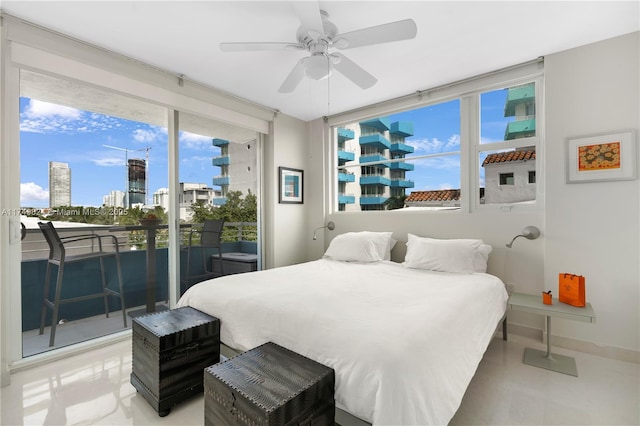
[177,259,508,425]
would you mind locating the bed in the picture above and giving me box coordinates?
[176,232,508,425]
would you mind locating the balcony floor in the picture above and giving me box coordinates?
[22,303,167,358]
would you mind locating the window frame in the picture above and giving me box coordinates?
[500,173,515,185]
[329,73,544,214]
[473,75,544,212]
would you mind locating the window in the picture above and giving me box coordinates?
[479,82,538,206]
[335,100,461,211]
[332,74,541,212]
[500,173,515,185]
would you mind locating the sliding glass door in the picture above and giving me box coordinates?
[177,112,262,293]
[19,70,169,356]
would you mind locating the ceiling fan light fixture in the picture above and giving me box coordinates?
[304,55,331,80]
[220,5,417,92]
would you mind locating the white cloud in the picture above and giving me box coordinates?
[93,156,127,167]
[23,99,81,120]
[180,131,210,142]
[182,155,212,164]
[133,128,158,143]
[21,182,49,203]
[20,99,123,134]
[408,133,460,154]
[180,131,212,150]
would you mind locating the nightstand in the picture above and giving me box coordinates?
[507,292,595,377]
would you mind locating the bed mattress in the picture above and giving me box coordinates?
[177,259,508,425]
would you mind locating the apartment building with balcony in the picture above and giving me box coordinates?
[151,184,220,220]
[211,137,257,206]
[337,117,414,211]
[504,82,535,140]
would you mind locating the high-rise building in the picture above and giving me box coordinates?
[48,161,71,207]
[153,188,169,211]
[128,158,146,207]
[211,138,257,205]
[103,190,125,208]
[337,117,415,211]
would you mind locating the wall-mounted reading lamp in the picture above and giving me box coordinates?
[506,226,540,248]
[313,221,335,240]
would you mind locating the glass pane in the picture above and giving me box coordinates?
[20,70,168,356]
[479,148,536,205]
[336,99,460,211]
[178,112,260,293]
[403,154,462,210]
[480,82,536,143]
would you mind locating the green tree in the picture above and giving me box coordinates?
[189,191,257,242]
[384,195,407,210]
[190,190,257,223]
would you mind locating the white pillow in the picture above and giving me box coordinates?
[324,231,395,262]
[473,244,493,273]
[358,231,396,260]
[403,234,487,274]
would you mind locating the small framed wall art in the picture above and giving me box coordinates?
[279,166,303,204]
[566,130,637,183]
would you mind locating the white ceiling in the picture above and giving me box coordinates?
[2,1,639,122]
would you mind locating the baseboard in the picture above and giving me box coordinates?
[548,333,640,364]
[501,322,640,364]
[504,322,543,341]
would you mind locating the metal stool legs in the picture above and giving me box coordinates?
[39,257,127,347]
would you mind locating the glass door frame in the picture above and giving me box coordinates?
[1,20,269,371]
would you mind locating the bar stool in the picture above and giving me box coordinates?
[38,221,127,347]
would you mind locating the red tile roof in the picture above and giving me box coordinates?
[406,189,461,202]
[482,149,535,166]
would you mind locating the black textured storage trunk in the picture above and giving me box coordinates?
[204,342,335,426]
[131,306,220,416]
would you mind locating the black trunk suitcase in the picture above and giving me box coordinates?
[131,306,220,416]
[204,342,335,426]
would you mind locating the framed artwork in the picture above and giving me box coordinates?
[279,166,303,204]
[566,130,637,183]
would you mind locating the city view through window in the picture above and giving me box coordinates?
[336,82,537,211]
[19,96,256,225]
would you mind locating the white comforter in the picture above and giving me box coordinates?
[177,259,508,425]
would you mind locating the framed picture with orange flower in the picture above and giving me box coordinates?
[566,130,636,183]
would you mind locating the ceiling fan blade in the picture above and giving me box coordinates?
[220,42,304,52]
[331,53,377,90]
[292,1,325,37]
[278,58,307,93]
[334,19,417,50]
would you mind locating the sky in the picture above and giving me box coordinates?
[19,88,514,207]
[352,87,513,192]
[20,97,219,208]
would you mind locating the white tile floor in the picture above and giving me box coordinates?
[1,334,638,426]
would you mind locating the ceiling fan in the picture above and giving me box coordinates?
[219,2,417,93]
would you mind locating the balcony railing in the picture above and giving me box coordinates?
[20,222,257,333]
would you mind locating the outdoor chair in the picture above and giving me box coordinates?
[38,221,127,347]
[182,219,225,288]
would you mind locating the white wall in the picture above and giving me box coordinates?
[306,31,640,358]
[544,32,639,356]
[265,113,310,268]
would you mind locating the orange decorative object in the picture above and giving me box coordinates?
[558,273,586,307]
[542,292,552,305]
